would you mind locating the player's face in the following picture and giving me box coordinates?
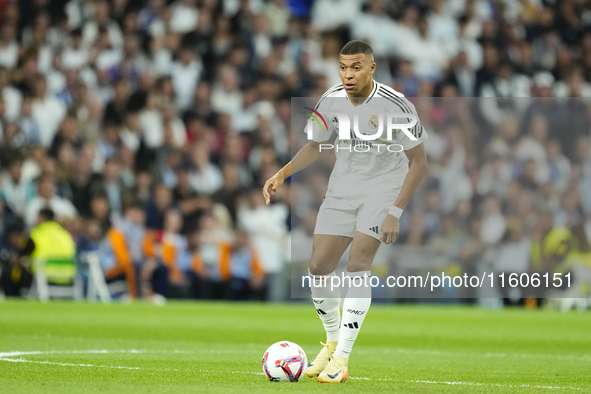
[339,53,376,97]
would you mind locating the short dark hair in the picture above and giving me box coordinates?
[124,199,145,212]
[5,218,24,235]
[38,208,55,222]
[91,192,109,201]
[38,172,54,184]
[340,40,374,58]
[5,152,24,167]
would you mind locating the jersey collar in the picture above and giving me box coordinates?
[345,79,378,107]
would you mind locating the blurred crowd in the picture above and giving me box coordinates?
[0,0,590,303]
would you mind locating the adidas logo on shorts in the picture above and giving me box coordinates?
[369,226,378,234]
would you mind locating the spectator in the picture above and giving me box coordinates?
[290,210,317,264]
[26,208,76,283]
[156,148,182,189]
[479,194,507,246]
[87,193,112,234]
[212,163,244,226]
[62,28,88,72]
[173,162,210,235]
[89,158,129,216]
[154,208,192,298]
[265,0,290,38]
[81,0,123,50]
[238,188,288,302]
[554,187,583,228]
[1,154,35,218]
[16,94,40,146]
[427,0,459,59]
[32,75,67,148]
[400,18,448,81]
[185,229,208,299]
[104,201,164,299]
[0,21,18,69]
[191,213,231,299]
[546,139,571,194]
[25,173,78,229]
[457,214,486,268]
[530,211,578,274]
[21,146,45,184]
[169,0,199,34]
[160,104,187,149]
[191,222,264,301]
[76,219,106,294]
[95,121,122,167]
[65,156,94,216]
[0,219,32,297]
[171,46,202,112]
[146,183,174,230]
[138,0,167,38]
[119,111,142,153]
[132,169,154,205]
[352,0,397,61]
[0,198,6,233]
[50,115,85,159]
[560,220,591,302]
[90,26,122,73]
[227,229,266,300]
[311,0,361,34]
[0,66,21,120]
[516,114,549,165]
[103,78,130,126]
[211,64,242,116]
[493,217,532,306]
[189,143,223,195]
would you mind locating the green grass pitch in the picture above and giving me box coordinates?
[0,300,590,393]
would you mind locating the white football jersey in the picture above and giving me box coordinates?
[310,80,428,197]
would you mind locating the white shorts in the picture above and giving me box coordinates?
[314,192,399,241]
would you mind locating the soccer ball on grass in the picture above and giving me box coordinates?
[262,341,307,382]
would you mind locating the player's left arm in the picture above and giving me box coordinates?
[381,143,428,244]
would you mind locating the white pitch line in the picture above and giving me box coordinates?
[0,349,588,391]
[349,376,589,391]
[0,349,147,358]
[6,337,590,362]
[356,347,591,362]
[1,358,143,370]
[0,350,176,371]
[198,369,588,391]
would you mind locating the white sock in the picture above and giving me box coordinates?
[309,269,341,341]
[334,270,372,358]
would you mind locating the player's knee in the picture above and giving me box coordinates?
[349,244,378,268]
[308,260,332,276]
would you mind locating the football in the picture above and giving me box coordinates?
[261,341,308,382]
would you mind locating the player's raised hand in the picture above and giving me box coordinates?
[262,175,284,206]
[381,214,400,244]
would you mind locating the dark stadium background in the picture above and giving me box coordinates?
[0,0,590,308]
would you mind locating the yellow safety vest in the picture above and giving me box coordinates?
[530,227,578,272]
[30,221,75,259]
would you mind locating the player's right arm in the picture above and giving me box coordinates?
[264,87,339,205]
[262,139,328,206]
